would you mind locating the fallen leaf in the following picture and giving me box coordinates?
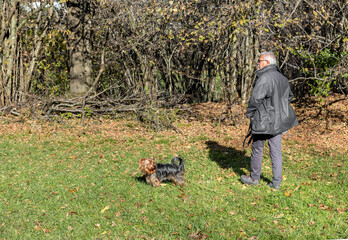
[337,208,347,214]
[68,187,79,193]
[319,204,329,210]
[101,205,110,213]
[66,211,78,217]
[178,193,186,198]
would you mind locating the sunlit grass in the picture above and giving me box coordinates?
[0,119,346,239]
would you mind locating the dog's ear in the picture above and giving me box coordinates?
[139,158,148,173]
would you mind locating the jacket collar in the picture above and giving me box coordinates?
[255,64,280,77]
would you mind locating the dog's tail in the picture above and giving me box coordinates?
[171,156,185,173]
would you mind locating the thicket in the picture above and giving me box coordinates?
[0,0,347,113]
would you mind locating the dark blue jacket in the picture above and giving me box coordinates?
[246,64,298,135]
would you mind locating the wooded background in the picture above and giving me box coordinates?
[0,0,347,113]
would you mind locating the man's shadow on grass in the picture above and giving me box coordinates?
[205,140,270,183]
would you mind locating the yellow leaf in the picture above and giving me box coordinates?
[101,205,110,213]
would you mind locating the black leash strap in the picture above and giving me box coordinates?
[243,124,253,148]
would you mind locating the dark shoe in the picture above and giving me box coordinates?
[268,182,280,190]
[240,175,259,185]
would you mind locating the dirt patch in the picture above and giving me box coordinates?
[183,94,347,155]
[0,94,346,155]
[290,94,347,155]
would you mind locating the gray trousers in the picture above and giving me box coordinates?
[250,133,283,185]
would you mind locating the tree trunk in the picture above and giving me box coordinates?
[226,34,238,105]
[241,28,258,103]
[67,0,94,96]
[19,2,53,102]
[0,0,19,106]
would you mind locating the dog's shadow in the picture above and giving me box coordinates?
[136,176,147,184]
[135,174,181,185]
[205,140,271,183]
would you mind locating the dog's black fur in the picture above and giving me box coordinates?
[139,156,185,187]
[155,156,185,183]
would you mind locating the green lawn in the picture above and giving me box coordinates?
[0,120,346,239]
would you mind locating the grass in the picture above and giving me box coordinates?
[0,118,347,239]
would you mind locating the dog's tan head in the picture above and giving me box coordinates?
[139,157,157,175]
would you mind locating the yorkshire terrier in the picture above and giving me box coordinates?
[139,156,185,187]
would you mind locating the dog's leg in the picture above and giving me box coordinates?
[171,176,185,186]
[149,174,161,187]
[152,178,161,187]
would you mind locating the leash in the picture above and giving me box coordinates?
[243,123,253,148]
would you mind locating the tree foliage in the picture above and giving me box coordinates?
[0,0,346,108]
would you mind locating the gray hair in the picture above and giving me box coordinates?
[260,51,277,65]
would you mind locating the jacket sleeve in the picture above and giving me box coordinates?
[246,77,269,119]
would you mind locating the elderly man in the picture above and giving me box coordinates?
[241,52,298,190]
